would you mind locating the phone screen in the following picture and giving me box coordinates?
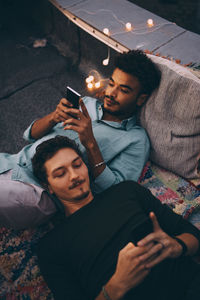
[66,86,81,109]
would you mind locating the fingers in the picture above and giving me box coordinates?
[138,242,163,262]
[79,98,90,117]
[121,242,150,257]
[62,108,81,122]
[137,232,157,247]
[60,97,73,108]
[149,212,160,232]
[62,118,80,130]
[144,250,168,268]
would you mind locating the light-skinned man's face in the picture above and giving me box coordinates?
[104,68,147,121]
[44,148,92,206]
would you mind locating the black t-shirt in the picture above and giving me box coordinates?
[37,181,200,300]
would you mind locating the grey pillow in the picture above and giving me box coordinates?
[139,55,200,179]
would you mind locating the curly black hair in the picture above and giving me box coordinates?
[32,136,83,186]
[114,50,161,95]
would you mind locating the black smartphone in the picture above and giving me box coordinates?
[130,217,153,244]
[66,86,81,109]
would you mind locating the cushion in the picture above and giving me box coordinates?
[139,55,200,179]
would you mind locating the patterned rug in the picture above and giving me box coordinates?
[1,161,200,299]
[139,161,200,220]
[0,224,54,299]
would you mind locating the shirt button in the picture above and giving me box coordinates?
[23,163,26,166]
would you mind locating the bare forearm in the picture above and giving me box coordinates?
[31,112,57,140]
[175,233,199,256]
[95,280,125,300]
[85,138,106,178]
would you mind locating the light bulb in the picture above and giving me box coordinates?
[147,19,154,27]
[103,28,110,36]
[125,22,132,31]
[95,81,101,88]
[86,75,94,83]
[87,82,93,89]
[102,58,109,66]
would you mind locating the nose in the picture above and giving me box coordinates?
[109,86,117,98]
[69,168,79,182]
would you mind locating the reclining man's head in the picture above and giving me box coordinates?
[32,136,93,216]
[103,49,161,120]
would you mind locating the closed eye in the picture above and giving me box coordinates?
[73,161,83,168]
[121,88,130,94]
[53,170,66,178]
[72,157,83,168]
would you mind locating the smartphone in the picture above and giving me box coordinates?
[66,86,81,109]
[130,217,153,244]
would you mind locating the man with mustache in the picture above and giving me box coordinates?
[32,136,200,300]
[0,50,161,229]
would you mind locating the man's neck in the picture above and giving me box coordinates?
[62,194,94,216]
[102,110,128,123]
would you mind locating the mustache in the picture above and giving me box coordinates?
[69,179,85,190]
[104,95,119,104]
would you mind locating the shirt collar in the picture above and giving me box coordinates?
[96,100,137,130]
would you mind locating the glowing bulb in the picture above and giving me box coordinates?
[102,58,109,66]
[147,19,154,27]
[86,75,94,83]
[87,82,93,89]
[103,28,110,36]
[95,81,101,88]
[125,22,132,31]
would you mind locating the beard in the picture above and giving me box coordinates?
[103,106,123,116]
[73,190,90,201]
[103,96,122,116]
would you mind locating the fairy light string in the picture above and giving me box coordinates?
[75,8,174,90]
[73,8,174,37]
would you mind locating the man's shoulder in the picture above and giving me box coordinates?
[102,180,142,196]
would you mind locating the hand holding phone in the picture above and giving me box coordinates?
[66,86,81,109]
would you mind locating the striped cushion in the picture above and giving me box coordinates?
[139,55,200,179]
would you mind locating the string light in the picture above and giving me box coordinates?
[102,46,110,66]
[73,8,171,36]
[73,8,174,90]
[147,19,154,27]
[102,58,109,65]
[85,75,94,83]
[103,28,110,35]
[87,82,93,89]
[125,22,132,31]
[85,69,109,91]
[85,70,102,91]
[95,81,101,88]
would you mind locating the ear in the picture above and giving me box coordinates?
[136,93,148,107]
[47,184,54,194]
[42,182,54,194]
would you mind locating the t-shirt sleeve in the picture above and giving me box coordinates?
[127,181,200,242]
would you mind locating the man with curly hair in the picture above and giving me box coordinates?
[0,50,161,229]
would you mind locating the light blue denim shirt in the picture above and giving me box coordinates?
[0,97,150,193]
